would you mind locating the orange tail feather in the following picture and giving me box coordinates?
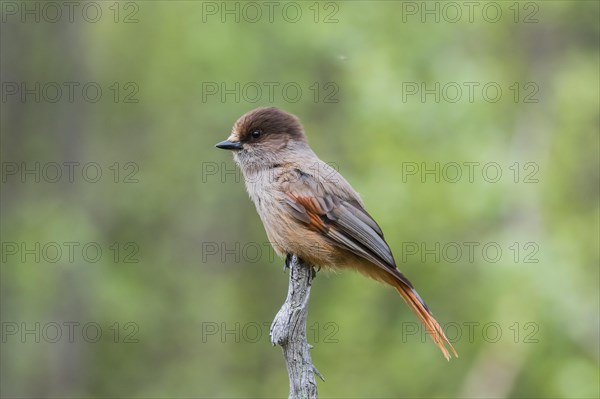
[393,280,458,360]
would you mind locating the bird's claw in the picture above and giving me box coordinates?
[310,265,321,279]
[283,253,293,272]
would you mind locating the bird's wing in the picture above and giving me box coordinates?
[282,168,458,359]
[282,167,412,285]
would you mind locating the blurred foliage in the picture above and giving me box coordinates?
[1,1,598,398]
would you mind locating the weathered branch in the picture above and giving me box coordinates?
[270,255,321,399]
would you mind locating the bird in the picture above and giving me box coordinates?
[215,107,457,360]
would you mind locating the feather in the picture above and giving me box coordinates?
[282,168,457,359]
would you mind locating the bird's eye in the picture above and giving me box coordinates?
[251,129,262,139]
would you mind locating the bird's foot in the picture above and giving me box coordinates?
[283,253,293,272]
[310,265,321,280]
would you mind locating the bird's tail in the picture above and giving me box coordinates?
[389,271,458,360]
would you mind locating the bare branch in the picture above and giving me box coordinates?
[270,255,320,399]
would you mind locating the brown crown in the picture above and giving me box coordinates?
[234,107,305,142]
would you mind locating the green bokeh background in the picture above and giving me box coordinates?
[1,1,598,398]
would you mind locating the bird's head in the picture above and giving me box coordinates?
[215,107,309,169]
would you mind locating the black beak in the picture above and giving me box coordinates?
[215,140,242,150]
